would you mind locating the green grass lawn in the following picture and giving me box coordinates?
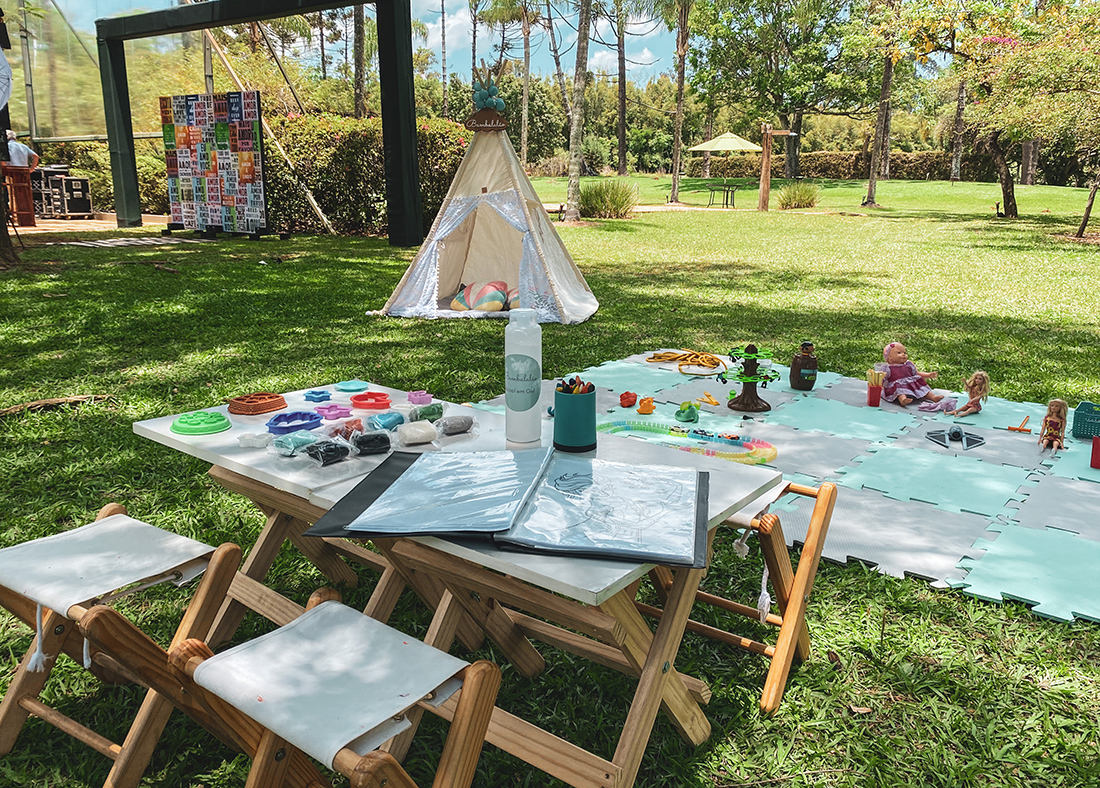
[532,172,1094,219]
[1,179,1098,787]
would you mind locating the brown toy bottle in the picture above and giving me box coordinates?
[789,341,818,391]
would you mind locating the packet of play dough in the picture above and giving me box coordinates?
[395,420,438,446]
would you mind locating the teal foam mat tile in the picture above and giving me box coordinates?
[762,396,919,442]
[835,445,1036,516]
[1004,474,1100,541]
[954,524,1100,623]
[1041,436,1100,483]
[761,363,845,392]
[470,401,504,415]
[570,359,691,394]
[777,485,995,586]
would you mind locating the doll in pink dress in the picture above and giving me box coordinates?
[881,342,943,406]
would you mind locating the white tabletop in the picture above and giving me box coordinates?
[133,384,489,501]
[134,383,784,606]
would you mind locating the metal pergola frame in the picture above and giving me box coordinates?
[95,0,423,246]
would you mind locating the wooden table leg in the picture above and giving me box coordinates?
[372,538,486,653]
[208,508,304,646]
[599,567,711,787]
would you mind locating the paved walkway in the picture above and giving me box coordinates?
[9,214,169,235]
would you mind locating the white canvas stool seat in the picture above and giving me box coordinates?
[0,504,239,788]
[0,514,212,662]
[192,600,468,769]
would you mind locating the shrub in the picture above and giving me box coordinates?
[578,178,638,218]
[582,135,613,172]
[775,181,821,209]
[529,150,569,177]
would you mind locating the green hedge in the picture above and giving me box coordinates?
[39,116,470,235]
[39,140,171,215]
[686,150,997,182]
[259,115,469,235]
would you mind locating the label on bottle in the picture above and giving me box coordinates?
[505,354,541,411]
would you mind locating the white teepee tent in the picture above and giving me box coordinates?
[379,130,599,324]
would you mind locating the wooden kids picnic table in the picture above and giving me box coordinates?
[133,382,833,788]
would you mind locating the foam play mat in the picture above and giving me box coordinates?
[955,524,1100,623]
[475,350,1100,622]
[835,445,1036,517]
[762,396,919,442]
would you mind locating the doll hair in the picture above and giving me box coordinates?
[965,370,991,401]
[1047,398,1068,419]
[883,342,899,362]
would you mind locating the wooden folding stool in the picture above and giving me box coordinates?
[81,585,502,788]
[640,481,838,714]
[0,503,240,788]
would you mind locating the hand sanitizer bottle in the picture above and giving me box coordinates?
[505,309,542,444]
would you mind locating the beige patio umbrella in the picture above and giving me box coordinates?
[688,132,762,152]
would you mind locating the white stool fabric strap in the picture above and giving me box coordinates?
[193,601,468,769]
[27,603,49,672]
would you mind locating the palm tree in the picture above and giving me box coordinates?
[564,0,594,221]
[441,0,449,117]
[469,0,488,108]
[484,0,541,164]
[668,0,693,201]
[544,0,572,124]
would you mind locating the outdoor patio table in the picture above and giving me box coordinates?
[707,182,738,208]
[133,382,817,788]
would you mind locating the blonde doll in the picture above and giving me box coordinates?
[948,371,991,417]
[1038,399,1068,453]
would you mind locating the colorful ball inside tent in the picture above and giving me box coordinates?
[451,281,510,312]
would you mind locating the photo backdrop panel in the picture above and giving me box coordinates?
[160,91,267,233]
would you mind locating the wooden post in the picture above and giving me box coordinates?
[757,123,772,212]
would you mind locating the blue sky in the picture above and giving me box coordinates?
[54,0,678,86]
[410,0,679,84]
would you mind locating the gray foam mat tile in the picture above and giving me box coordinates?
[1004,474,1100,542]
[776,485,996,586]
[813,375,958,413]
[651,377,802,415]
[885,420,1048,471]
[727,420,874,480]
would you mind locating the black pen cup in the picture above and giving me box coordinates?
[553,389,597,452]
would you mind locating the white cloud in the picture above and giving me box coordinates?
[589,49,618,74]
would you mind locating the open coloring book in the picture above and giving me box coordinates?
[313,449,709,567]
